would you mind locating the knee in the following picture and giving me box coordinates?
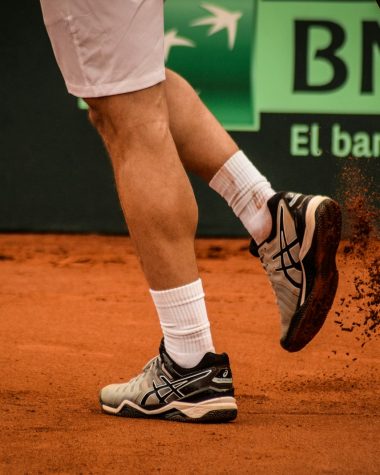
[85,95,135,142]
[84,87,169,146]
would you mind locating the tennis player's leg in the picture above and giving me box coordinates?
[165,68,274,243]
[86,86,199,291]
[86,86,236,422]
[165,68,342,352]
[40,0,237,422]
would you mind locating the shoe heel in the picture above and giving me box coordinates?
[168,408,238,423]
[169,396,238,423]
[282,198,342,352]
[314,199,342,275]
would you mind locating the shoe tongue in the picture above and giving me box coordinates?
[159,338,166,357]
[160,338,228,374]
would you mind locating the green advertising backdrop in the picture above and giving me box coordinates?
[0,0,379,235]
[257,0,380,115]
[164,0,380,131]
[165,0,256,130]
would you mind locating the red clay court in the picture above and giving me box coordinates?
[1,234,379,474]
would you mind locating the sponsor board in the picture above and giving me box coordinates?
[79,0,380,157]
[163,0,380,158]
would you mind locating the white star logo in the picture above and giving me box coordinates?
[191,3,243,50]
[164,29,195,62]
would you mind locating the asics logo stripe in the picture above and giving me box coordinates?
[272,206,302,289]
[141,369,212,405]
[288,193,302,208]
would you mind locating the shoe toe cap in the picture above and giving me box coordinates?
[99,384,123,407]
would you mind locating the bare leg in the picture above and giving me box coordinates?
[164,68,274,244]
[165,69,239,182]
[85,84,198,290]
[164,68,342,355]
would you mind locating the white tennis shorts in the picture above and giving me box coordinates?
[40,0,165,97]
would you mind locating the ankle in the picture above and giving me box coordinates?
[209,151,275,241]
[150,279,215,368]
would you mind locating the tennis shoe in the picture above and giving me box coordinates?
[100,340,237,422]
[250,192,341,352]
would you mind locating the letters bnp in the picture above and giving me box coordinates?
[294,20,380,93]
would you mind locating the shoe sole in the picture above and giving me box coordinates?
[281,197,342,352]
[100,396,237,423]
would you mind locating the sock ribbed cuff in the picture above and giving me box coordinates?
[209,150,274,215]
[150,279,215,368]
[150,279,205,309]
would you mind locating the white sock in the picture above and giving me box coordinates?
[150,279,215,368]
[209,150,275,244]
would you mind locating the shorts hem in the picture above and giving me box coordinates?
[66,69,166,98]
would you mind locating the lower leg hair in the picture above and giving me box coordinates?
[165,69,275,243]
[86,84,215,365]
[165,69,239,182]
[85,84,199,290]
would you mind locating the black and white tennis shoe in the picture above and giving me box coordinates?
[100,339,237,423]
[250,192,342,352]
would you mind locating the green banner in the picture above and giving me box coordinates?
[163,0,380,131]
[257,0,380,116]
[79,0,380,133]
[164,0,257,130]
